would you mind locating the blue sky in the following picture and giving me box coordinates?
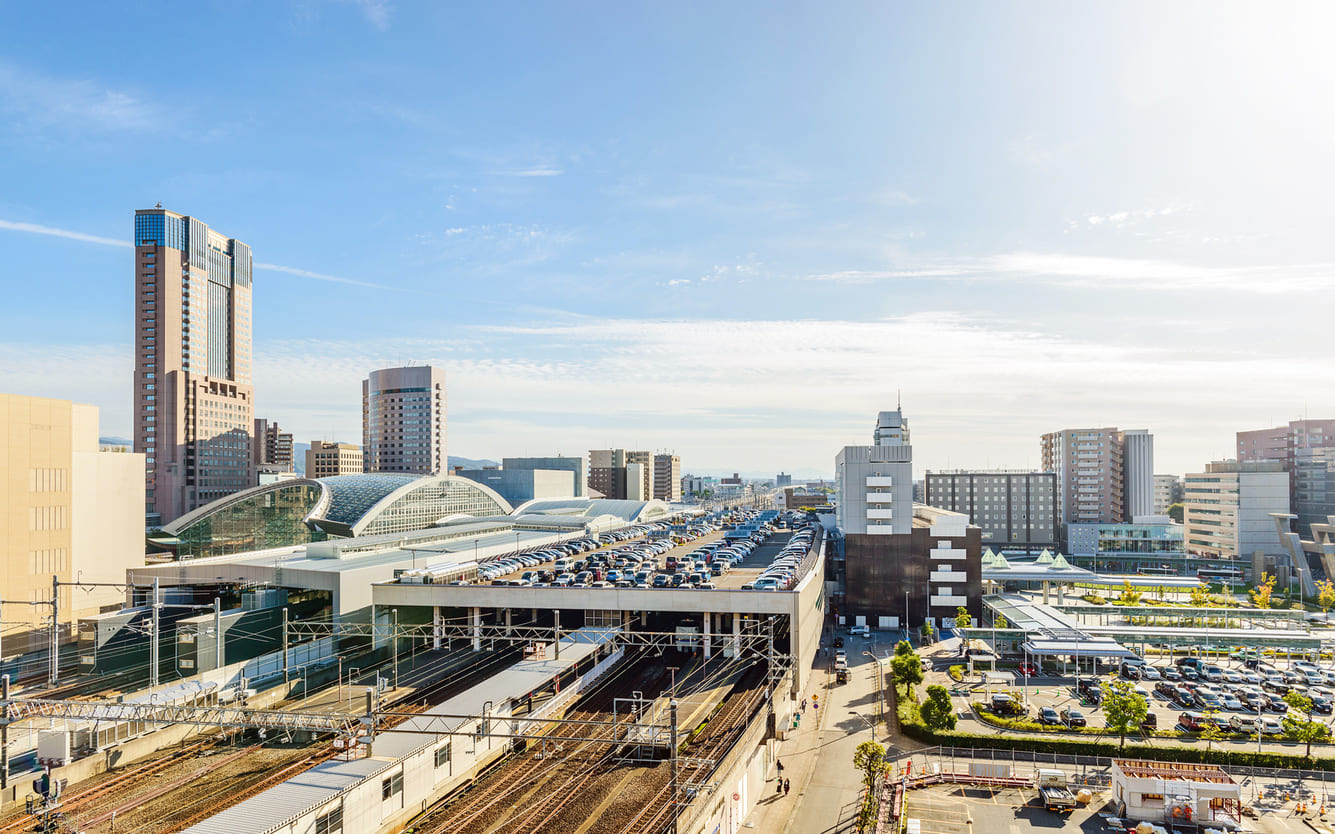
[1,1,1333,477]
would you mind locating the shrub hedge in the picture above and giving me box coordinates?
[900,710,1335,771]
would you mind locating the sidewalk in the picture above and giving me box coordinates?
[742,652,834,832]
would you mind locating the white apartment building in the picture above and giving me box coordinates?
[1183,461,1289,559]
[835,409,914,535]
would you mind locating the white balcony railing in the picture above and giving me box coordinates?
[930,594,969,607]
[865,476,894,487]
[930,548,967,560]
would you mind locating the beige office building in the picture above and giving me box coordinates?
[653,453,682,502]
[306,441,365,479]
[1,394,146,655]
[134,208,255,528]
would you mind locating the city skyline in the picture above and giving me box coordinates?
[2,2,1333,475]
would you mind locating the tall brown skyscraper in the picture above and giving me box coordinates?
[134,208,254,528]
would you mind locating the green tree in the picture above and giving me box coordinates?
[920,684,957,731]
[1251,573,1277,609]
[1166,502,1184,523]
[852,739,889,787]
[1284,690,1327,758]
[994,614,1008,629]
[954,606,973,630]
[891,640,924,688]
[921,621,935,642]
[1100,679,1148,749]
[1318,579,1335,620]
[1189,585,1211,607]
[1198,710,1223,752]
[1119,581,1143,605]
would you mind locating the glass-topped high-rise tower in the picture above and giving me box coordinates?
[133,207,254,528]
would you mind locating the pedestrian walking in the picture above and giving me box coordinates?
[784,778,790,796]
[777,778,783,794]
[777,759,785,775]
[801,698,807,711]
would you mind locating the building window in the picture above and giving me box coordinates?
[382,771,404,804]
[434,743,451,768]
[314,803,343,834]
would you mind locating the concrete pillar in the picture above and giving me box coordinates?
[471,607,482,652]
[733,612,741,658]
[432,606,442,650]
[1057,583,1065,604]
[1042,581,1050,605]
[505,608,512,636]
[703,611,712,660]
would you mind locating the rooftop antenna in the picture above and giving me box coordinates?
[897,389,902,411]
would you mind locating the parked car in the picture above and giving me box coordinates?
[1177,711,1206,732]
[1038,707,1062,726]
[1160,666,1182,681]
[1260,716,1284,736]
[990,693,1025,716]
[850,625,870,637]
[1230,714,1258,733]
[1019,662,1040,677]
[1060,707,1087,728]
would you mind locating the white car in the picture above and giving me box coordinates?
[850,625,870,637]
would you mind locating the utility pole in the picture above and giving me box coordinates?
[2,674,9,790]
[150,578,161,688]
[49,575,59,687]
[554,611,561,660]
[669,699,679,834]
[213,598,222,671]
[282,608,290,682]
[392,609,400,691]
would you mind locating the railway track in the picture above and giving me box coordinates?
[0,738,227,834]
[612,664,769,834]
[409,652,670,834]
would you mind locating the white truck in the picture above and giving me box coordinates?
[1037,769,1076,812]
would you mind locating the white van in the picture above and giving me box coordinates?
[553,558,573,573]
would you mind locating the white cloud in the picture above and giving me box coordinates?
[0,219,129,248]
[8,311,1330,475]
[350,0,391,29]
[254,262,403,291]
[0,63,162,133]
[810,251,1335,293]
[491,167,563,177]
[0,215,407,290]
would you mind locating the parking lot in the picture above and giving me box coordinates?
[929,641,1335,750]
[469,509,820,593]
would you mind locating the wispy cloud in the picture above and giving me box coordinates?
[490,166,564,177]
[253,262,402,290]
[0,63,161,133]
[349,0,391,30]
[0,218,129,248]
[0,216,405,290]
[810,251,1335,293]
[12,311,1325,473]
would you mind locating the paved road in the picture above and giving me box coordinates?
[744,629,911,834]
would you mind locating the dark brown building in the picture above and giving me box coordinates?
[843,505,982,631]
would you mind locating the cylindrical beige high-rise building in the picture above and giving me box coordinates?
[133,208,254,528]
[362,365,447,474]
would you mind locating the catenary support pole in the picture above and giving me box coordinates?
[282,608,289,681]
[150,578,160,688]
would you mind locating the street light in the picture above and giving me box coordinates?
[849,710,875,740]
